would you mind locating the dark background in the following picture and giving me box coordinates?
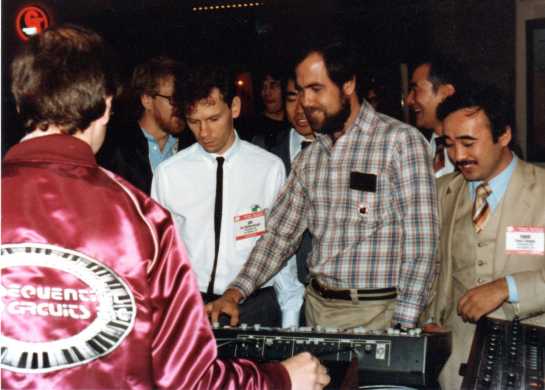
[1,0,515,154]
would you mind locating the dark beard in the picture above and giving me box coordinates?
[312,96,351,136]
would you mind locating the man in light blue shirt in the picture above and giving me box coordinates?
[100,57,187,193]
[428,85,545,389]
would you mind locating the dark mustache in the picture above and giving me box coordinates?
[456,160,477,168]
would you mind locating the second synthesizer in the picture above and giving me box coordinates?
[214,324,452,388]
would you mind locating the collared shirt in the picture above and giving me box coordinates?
[151,133,303,327]
[230,101,439,328]
[468,152,517,212]
[468,152,519,302]
[141,127,178,171]
[289,128,314,162]
[430,132,455,178]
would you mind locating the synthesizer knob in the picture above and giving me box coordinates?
[353,327,366,334]
[240,323,248,330]
[481,373,492,387]
[387,327,395,335]
[253,324,261,331]
[213,321,220,329]
[325,327,338,333]
[315,325,323,332]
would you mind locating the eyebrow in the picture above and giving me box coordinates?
[453,135,478,141]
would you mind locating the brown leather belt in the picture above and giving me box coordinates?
[311,279,397,301]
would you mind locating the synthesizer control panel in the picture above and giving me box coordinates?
[213,324,451,388]
[461,317,545,390]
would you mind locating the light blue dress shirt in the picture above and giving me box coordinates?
[288,128,314,162]
[468,153,519,302]
[141,128,178,171]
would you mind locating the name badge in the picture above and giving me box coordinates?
[505,226,545,256]
[234,210,266,241]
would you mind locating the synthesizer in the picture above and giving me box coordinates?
[213,324,451,389]
[461,317,545,390]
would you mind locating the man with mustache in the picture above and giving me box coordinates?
[208,41,439,331]
[425,86,545,389]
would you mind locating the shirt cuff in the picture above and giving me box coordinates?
[281,310,300,328]
[505,275,519,303]
[393,300,421,329]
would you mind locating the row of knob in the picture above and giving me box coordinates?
[213,322,423,336]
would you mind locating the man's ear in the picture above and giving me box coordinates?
[438,83,455,100]
[342,76,356,96]
[98,96,113,126]
[498,126,512,147]
[230,96,241,119]
[141,94,153,110]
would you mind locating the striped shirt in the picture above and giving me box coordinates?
[230,101,439,328]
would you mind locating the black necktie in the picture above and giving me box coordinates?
[301,141,312,150]
[207,156,224,295]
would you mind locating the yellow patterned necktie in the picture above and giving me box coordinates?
[472,183,492,233]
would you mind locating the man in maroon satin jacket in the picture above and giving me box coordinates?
[1,24,329,390]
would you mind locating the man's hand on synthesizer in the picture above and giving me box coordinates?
[205,288,243,326]
[281,352,331,390]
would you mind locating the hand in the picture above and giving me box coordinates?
[205,288,243,326]
[281,352,330,390]
[457,278,509,322]
[422,322,448,333]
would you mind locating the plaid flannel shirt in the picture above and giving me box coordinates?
[230,101,439,328]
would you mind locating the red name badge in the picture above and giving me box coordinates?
[234,210,266,241]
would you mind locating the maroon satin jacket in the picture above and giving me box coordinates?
[1,134,290,389]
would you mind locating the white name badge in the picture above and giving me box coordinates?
[505,226,545,256]
[234,210,266,241]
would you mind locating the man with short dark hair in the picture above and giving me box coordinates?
[2,24,328,390]
[152,65,304,328]
[268,76,315,287]
[426,86,545,389]
[405,55,463,177]
[209,41,439,330]
[100,56,188,193]
[243,69,290,148]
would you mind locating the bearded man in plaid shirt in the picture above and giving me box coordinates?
[208,40,439,330]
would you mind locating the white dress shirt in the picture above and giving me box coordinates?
[152,133,303,327]
[430,132,455,178]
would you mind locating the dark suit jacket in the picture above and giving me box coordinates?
[98,121,195,194]
[253,129,312,285]
[98,122,153,194]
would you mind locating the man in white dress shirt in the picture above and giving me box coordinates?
[152,66,303,328]
[405,56,464,177]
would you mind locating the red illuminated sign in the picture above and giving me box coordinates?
[15,5,50,42]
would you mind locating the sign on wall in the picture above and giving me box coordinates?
[15,5,50,42]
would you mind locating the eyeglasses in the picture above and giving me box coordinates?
[154,94,175,106]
